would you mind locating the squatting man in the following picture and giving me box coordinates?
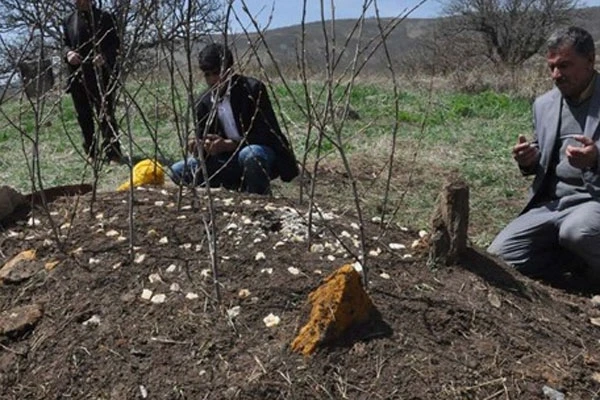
[169,43,298,195]
[488,26,600,280]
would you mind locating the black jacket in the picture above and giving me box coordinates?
[63,6,120,82]
[195,75,299,182]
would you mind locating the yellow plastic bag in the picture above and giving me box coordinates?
[117,159,165,191]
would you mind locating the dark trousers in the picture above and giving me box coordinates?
[69,68,121,159]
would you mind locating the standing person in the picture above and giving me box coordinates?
[169,43,298,195]
[63,0,122,164]
[488,26,600,279]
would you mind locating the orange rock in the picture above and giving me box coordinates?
[291,264,375,356]
[0,250,37,283]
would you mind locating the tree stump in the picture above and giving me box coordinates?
[428,178,469,266]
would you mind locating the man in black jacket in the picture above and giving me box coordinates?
[169,43,298,194]
[63,0,121,163]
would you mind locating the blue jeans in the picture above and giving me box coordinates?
[169,144,276,195]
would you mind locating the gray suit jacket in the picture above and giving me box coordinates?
[522,74,600,213]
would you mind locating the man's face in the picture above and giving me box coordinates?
[547,44,595,99]
[75,0,92,11]
[203,69,221,87]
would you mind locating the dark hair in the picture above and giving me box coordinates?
[547,26,595,57]
[198,43,233,72]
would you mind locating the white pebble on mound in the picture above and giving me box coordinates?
[389,243,406,250]
[288,267,300,275]
[166,264,177,273]
[263,313,280,327]
[255,252,266,261]
[141,289,153,300]
[227,306,241,319]
[151,294,166,304]
[185,293,199,300]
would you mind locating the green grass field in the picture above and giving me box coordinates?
[0,78,532,247]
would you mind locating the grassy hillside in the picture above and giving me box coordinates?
[0,79,531,247]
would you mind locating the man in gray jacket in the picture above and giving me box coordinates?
[488,26,600,278]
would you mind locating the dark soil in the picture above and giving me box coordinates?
[2,187,600,399]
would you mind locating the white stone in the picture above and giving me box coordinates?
[341,231,351,238]
[314,269,322,275]
[154,201,164,206]
[148,273,163,284]
[82,315,101,326]
[242,199,252,205]
[158,236,169,244]
[106,230,120,237]
[261,268,273,275]
[255,252,266,261]
[27,217,40,226]
[177,215,187,220]
[310,244,325,253]
[350,222,360,230]
[141,289,153,300]
[264,204,278,211]
[288,267,301,275]
[225,223,238,231]
[60,223,71,230]
[273,241,285,249]
[200,269,211,278]
[181,205,192,210]
[402,254,413,260]
[134,254,146,264]
[185,292,199,300]
[95,213,104,220]
[170,283,181,292]
[242,217,252,225]
[371,216,382,223]
[352,261,363,272]
[380,273,391,280]
[227,306,241,318]
[253,237,263,244]
[411,239,421,249]
[263,313,280,327]
[117,236,127,242]
[418,230,428,238]
[112,262,122,270]
[222,198,234,206]
[369,248,382,257]
[389,243,406,250]
[326,255,336,261]
[139,385,148,399]
[150,294,166,304]
[238,289,251,298]
[180,243,192,250]
[89,257,101,265]
[166,264,177,273]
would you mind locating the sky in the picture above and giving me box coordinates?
[228,0,600,32]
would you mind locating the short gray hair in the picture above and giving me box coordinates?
[546,26,595,57]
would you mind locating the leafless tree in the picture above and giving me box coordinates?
[442,0,578,68]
